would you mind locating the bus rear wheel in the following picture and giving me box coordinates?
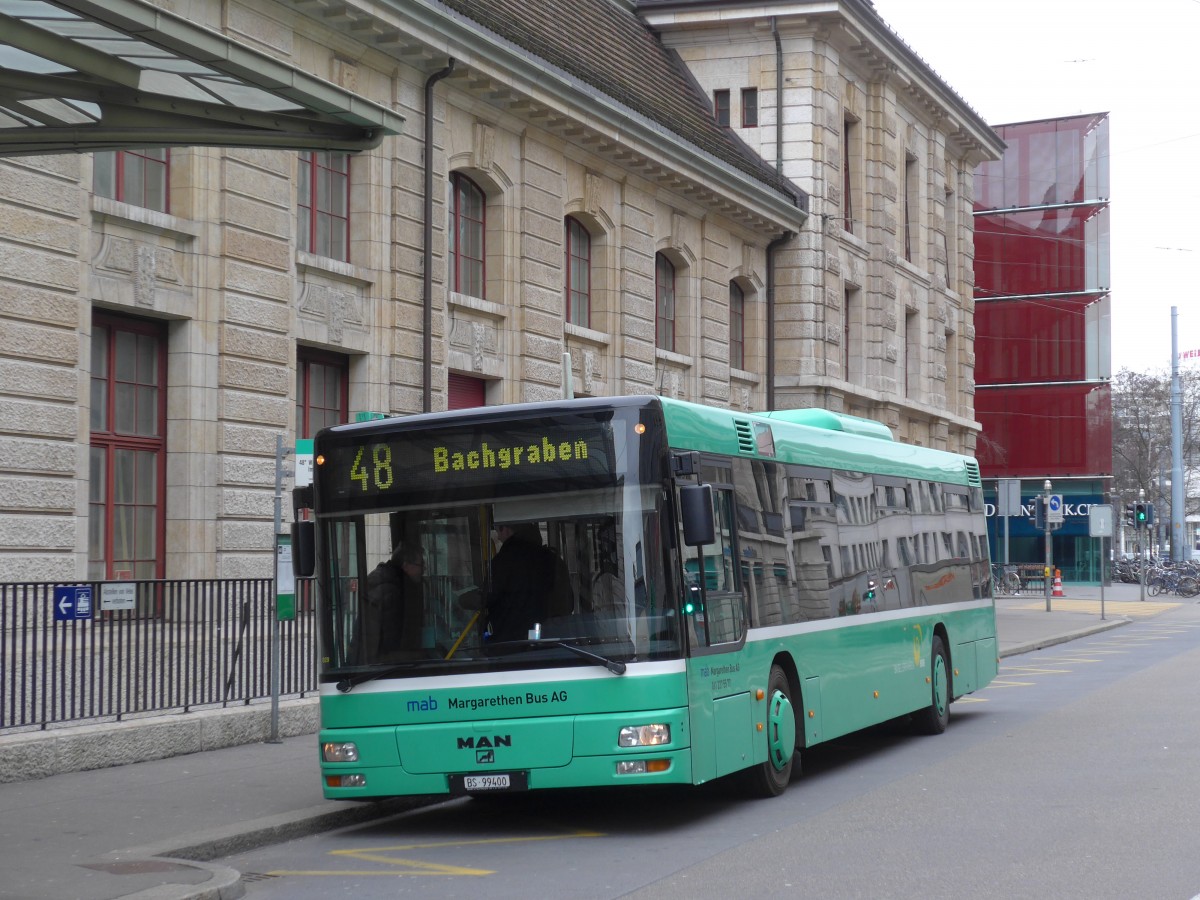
[742,665,796,798]
[913,635,951,735]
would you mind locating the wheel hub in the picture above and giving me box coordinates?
[767,689,796,771]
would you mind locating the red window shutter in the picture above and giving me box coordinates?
[448,373,486,409]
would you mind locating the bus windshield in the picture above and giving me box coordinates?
[312,402,678,677]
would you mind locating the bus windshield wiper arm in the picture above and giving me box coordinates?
[336,663,420,693]
[486,638,626,674]
[547,640,627,675]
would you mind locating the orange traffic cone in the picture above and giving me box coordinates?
[1052,568,1065,598]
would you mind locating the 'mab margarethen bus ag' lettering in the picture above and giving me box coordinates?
[433,435,590,473]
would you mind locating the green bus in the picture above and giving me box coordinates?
[295,395,997,799]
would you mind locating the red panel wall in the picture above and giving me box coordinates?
[975,383,1111,478]
[973,113,1110,482]
[974,205,1107,298]
[975,297,1094,384]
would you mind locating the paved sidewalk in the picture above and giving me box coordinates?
[0,583,1174,900]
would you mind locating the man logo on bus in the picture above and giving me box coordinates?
[457,735,512,749]
[476,749,495,764]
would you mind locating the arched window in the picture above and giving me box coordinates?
[730,281,745,370]
[655,252,676,352]
[449,172,485,298]
[565,216,591,327]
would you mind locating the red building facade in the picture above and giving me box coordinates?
[973,114,1112,580]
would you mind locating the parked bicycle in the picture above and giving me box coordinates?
[991,563,1022,596]
[1145,565,1200,597]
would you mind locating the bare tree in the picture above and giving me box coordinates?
[1111,367,1200,521]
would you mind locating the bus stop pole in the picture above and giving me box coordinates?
[270,434,284,743]
[1043,480,1052,612]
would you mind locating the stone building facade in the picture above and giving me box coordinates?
[0,0,1000,582]
[643,1,1002,449]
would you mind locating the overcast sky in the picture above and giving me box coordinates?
[870,0,1200,376]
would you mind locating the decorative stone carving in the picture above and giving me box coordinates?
[582,349,596,393]
[298,282,363,343]
[474,123,495,171]
[134,243,157,307]
[585,173,601,218]
[333,58,358,91]
[471,322,485,372]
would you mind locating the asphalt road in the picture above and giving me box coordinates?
[221,601,1200,900]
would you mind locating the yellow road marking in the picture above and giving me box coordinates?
[271,864,493,877]
[1039,656,1103,663]
[1010,599,1179,617]
[267,831,605,879]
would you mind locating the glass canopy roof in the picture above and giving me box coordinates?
[0,0,405,154]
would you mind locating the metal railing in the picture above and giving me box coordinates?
[0,579,317,732]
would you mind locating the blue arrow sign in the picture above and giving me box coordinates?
[1047,493,1064,524]
[53,586,93,621]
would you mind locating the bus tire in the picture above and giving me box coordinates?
[743,664,796,798]
[913,635,951,735]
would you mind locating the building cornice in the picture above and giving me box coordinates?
[294,0,808,236]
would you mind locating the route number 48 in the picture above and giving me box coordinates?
[350,444,395,492]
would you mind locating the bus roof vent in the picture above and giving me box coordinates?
[964,459,982,487]
[758,408,894,441]
[732,420,776,456]
[734,420,756,454]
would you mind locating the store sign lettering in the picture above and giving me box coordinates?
[985,502,1093,519]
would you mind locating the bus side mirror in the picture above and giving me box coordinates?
[680,484,715,546]
[291,521,315,578]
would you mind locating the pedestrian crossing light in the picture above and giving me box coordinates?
[1034,496,1046,530]
[1144,503,1155,526]
[1135,503,1148,527]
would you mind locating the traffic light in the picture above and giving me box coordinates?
[1135,503,1148,528]
[1124,503,1136,527]
[1034,496,1046,530]
[1144,503,1156,526]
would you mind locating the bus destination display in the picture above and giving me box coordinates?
[317,419,616,503]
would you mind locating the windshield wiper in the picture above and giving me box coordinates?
[487,638,626,675]
[335,662,421,693]
[551,640,627,675]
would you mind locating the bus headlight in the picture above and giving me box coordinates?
[618,724,670,747]
[323,741,359,762]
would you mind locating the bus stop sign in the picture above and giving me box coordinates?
[53,585,93,621]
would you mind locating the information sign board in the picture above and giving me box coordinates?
[53,585,93,621]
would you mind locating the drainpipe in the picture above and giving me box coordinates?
[423,59,456,413]
[766,230,793,411]
[772,17,783,174]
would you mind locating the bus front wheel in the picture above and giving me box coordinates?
[743,664,797,798]
[913,635,951,735]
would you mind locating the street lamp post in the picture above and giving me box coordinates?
[1043,479,1053,612]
